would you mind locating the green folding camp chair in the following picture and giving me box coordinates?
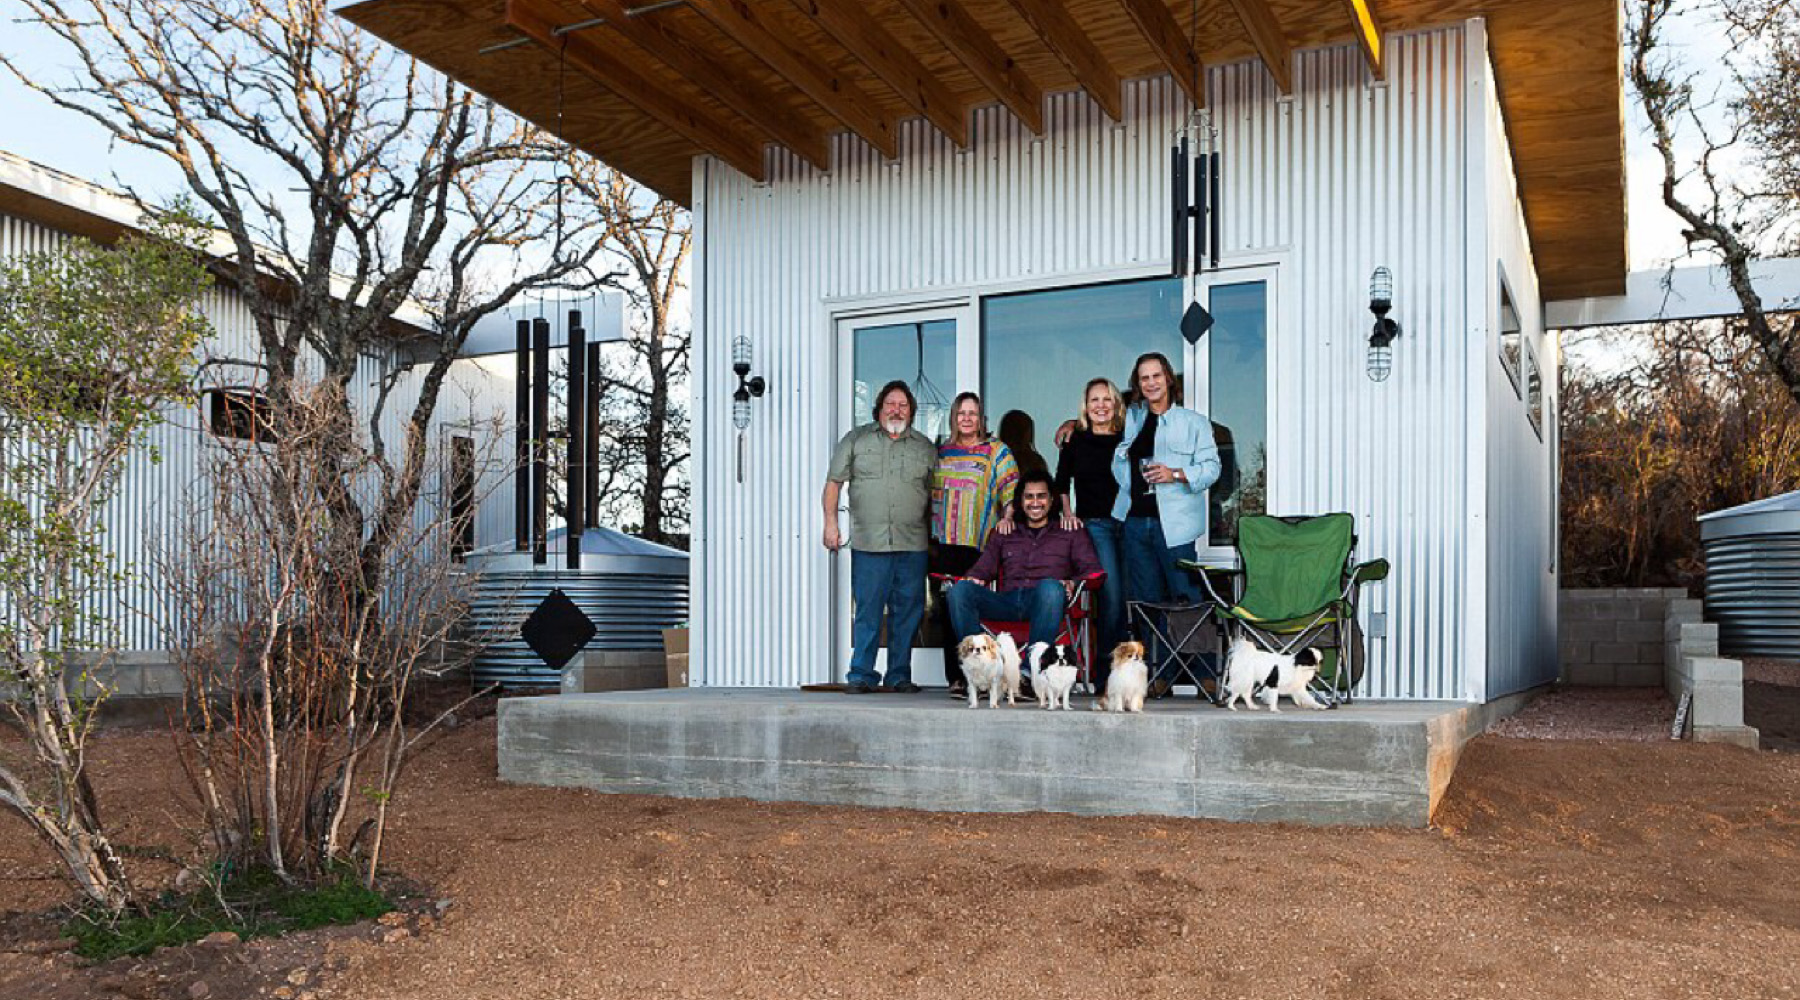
[1179,513,1388,706]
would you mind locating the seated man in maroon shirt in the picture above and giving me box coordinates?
[945,471,1102,653]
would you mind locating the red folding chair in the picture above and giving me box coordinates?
[932,572,1106,692]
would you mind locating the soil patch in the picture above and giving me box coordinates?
[4,712,1798,999]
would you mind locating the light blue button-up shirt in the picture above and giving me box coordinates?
[1109,403,1222,548]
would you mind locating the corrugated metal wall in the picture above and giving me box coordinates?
[1477,28,1561,700]
[1,210,513,653]
[695,24,1501,699]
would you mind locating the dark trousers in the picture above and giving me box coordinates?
[930,544,982,687]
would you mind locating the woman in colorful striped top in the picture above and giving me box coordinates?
[931,392,1018,691]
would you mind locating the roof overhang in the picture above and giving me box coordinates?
[337,0,1627,299]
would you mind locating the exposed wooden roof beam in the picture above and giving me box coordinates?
[505,0,768,180]
[574,0,831,169]
[1002,0,1124,120]
[787,0,969,147]
[1115,0,1205,108]
[1342,0,1384,78]
[1223,0,1293,93]
[686,0,898,159]
[890,0,1043,133]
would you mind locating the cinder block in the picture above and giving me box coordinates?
[1636,642,1665,664]
[1565,620,1617,642]
[139,664,186,697]
[1688,656,1742,685]
[1666,599,1704,623]
[1617,621,1665,644]
[1692,688,1745,729]
[1559,639,1592,666]
[1567,661,1616,686]
[1615,662,1662,687]
[1593,642,1640,665]
[1694,726,1759,749]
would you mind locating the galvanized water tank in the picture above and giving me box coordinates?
[465,527,689,686]
[1700,490,1800,658]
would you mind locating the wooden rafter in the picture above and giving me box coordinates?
[1115,0,1204,108]
[788,0,969,147]
[890,0,1044,133]
[505,0,768,179]
[1341,0,1384,78]
[1002,0,1124,120]
[686,0,898,159]
[1223,0,1293,93]
[573,0,831,169]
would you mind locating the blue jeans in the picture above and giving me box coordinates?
[848,549,929,687]
[1122,516,1202,682]
[1084,517,1126,661]
[946,579,1066,648]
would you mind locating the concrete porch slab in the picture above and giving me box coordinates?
[498,689,1528,828]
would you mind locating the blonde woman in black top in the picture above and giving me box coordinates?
[1051,378,1127,688]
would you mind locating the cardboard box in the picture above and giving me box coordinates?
[662,627,689,656]
[665,653,689,689]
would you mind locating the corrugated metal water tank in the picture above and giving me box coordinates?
[1700,491,1800,658]
[466,527,689,687]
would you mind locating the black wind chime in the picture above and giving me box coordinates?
[513,38,601,571]
[1170,0,1220,346]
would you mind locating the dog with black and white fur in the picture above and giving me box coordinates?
[1221,637,1328,712]
[1025,642,1080,711]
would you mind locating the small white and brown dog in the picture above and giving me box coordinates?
[1025,642,1079,711]
[957,632,1023,708]
[1221,637,1328,712]
[1094,641,1148,713]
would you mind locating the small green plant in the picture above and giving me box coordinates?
[63,865,392,962]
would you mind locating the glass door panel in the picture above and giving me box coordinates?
[1206,280,1269,547]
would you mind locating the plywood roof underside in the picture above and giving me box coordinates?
[339,0,1625,298]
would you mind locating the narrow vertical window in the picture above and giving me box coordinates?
[451,435,476,562]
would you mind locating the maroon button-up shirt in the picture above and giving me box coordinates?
[966,521,1102,592]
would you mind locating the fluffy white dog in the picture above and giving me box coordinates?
[1094,641,1148,714]
[1221,637,1328,712]
[957,633,1022,708]
[1025,642,1079,711]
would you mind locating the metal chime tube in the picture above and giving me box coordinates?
[532,316,550,565]
[1195,145,1209,266]
[1209,147,1221,269]
[585,341,601,527]
[1171,135,1188,277]
[514,319,530,551]
[566,311,586,570]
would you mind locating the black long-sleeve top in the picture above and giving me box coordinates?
[1052,428,1123,521]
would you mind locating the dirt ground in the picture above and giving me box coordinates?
[4,691,1799,1000]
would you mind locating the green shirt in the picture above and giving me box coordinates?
[827,423,936,553]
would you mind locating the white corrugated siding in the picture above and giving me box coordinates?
[1478,30,1560,698]
[691,23,1545,700]
[2,211,513,652]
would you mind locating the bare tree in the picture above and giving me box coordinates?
[0,219,210,916]
[1627,0,1800,402]
[3,0,629,886]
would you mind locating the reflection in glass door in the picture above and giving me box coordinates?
[1206,279,1269,547]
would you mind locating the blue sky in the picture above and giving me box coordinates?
[0,4,1743,282]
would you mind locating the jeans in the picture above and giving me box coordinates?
[945,579,1067,649]
[848,549,929,687]
[1122,516,1202,682]
[1084,517,1126,686]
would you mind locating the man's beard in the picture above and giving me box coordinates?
[882,418,907,435]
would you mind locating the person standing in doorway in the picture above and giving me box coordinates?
[823,380,937,693]
[1113,353,1221,697]
[1052,377,1128,691]
[930,392,1018,695]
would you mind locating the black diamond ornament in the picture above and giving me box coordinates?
[521,588,597,670]
[1181,301,1214,345]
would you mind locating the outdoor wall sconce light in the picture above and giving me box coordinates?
[1366,267,1402,382]
[732,336,766,484]
[731,335,766,430]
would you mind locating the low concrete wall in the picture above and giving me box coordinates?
[1663,600,1759,748]
[1559,588,1689,686]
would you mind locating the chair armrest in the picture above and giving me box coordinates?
[1351,559,1390,583]
[1174,560,1239,607]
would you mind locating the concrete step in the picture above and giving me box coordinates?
[498,689,1518,827]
